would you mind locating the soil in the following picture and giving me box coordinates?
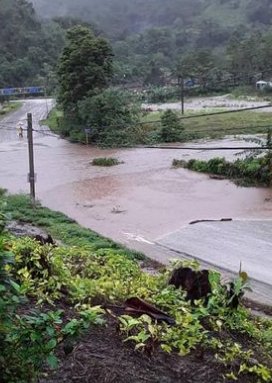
[38,314,265,383]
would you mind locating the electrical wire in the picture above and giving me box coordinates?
[33,129,59,138]
[31,129,271,151]
[0,119,27,124]
[30,103,272,133]
[136,145,271,151]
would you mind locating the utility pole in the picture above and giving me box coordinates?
[85,128,91,145]
[44,86,49,116]
[27,113,36,203]
[178,76,185,115]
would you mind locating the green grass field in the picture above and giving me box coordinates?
[40,108,63,132]
[142,109,272,139]
[0,101,23,117]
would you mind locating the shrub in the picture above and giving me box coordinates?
[160,109,184,143]
[91,157,121,166]
[173,155,272,186]
[78,89,140,146]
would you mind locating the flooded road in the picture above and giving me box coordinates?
[1,99,272,303]
[1,99,272,244]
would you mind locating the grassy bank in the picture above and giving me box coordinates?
[0,101,22,117]
[142,109,272,139]
[0,190,272,382]
[1,192,143,260]
[173,156,272,187]
[40,108,63,133]
[42,106,272,146]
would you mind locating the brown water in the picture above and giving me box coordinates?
[1,100,272,247]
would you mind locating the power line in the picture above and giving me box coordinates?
[178,104,272,119]
[33,130,272,151]
[0,120,27,124]
[32,122,272,148]
[135,145,272,151]
[141,104,272,127]
[39,122,272,135]
[31,103,272,134]
[32,104,272,125]
[33,129,60,138]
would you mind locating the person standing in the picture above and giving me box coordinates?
[17,123,23,138]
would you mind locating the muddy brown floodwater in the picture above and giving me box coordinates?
[1,99,272,251]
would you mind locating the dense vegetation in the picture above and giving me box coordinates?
[173,157,272,187]
[0,191,272,382]
[3,0,272,89]
[31,0,272,87]
[0,0,65,89]
[173,132,272,186]
[55,26,142,145]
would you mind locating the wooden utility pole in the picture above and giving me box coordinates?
[85,128,91,145]
[179,76,185,115]
[27,113,36,203]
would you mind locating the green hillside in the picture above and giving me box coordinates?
[31,0,272,37]
[0,0,65,88]
[2,0,272,88]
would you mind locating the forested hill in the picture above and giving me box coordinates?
[29,0,272,88]
[31,0,272,39]
[2,0,272,89]
[0,0,66,88]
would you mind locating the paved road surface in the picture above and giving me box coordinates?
[0,99,55,142]
[156,220,272,304]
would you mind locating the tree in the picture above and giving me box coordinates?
[160,109,184,142]
[176,50,216,87]
[57,26,113,113]
[78,89,140,145]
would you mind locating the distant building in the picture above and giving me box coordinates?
[256,80,272,90]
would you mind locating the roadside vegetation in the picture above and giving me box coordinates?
[0,101,22,116]
[173,131,272,187]
[0,190,272,382]
[173,157,272,187]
